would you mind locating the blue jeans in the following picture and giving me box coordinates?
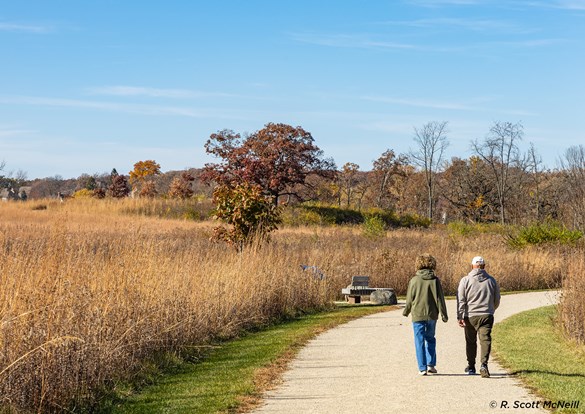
[412,320,437,371]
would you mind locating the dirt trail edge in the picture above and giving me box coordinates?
[252,291,559,414]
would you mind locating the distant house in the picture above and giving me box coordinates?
[1,186,31,202]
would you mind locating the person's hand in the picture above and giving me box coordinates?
[458,319,466,327]
[442,316,448,323]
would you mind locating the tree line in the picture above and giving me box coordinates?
[3,120,585,229]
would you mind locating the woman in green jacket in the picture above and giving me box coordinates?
[403,253,449,375]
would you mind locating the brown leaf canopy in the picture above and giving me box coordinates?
[202,123,335,203]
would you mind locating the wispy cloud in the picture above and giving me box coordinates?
[482,38,564,47]
[556,0,585,9]
[512,0,585,10]
[360,95,537,116]
[361,95,483,111]
[0,21,52,33]
[291,30,558,54]
[289,32,418,50]
[0,95,248,120]
[405,0,485,7]
[379,17,534,34]
[87,85,236,99]
[0,127,34,138]
[407,0,585,12]
[360,121,417,134]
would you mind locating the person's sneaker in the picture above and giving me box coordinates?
[480,364,490,378]
[419,370,427,376]
[427,366,438,374]
[465,365,476,375]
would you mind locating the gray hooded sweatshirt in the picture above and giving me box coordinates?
[456,268,500,320]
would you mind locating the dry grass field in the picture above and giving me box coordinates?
[0,198,582,412]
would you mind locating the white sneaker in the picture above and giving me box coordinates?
[427,366,437,374]
[419,370,427,376]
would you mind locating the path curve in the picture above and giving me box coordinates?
[252,291,559,414]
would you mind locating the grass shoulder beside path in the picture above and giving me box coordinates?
[109,304,395,414]
[493,306,585,413]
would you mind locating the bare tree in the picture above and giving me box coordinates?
[559,145,585,229]
[471,121,525,225]
[439,156,497,223]
[409,121,449,220]
[526,142,544,222]
[372,149,408,209]
[338,162,360,208]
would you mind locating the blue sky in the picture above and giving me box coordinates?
[1,0,584,179]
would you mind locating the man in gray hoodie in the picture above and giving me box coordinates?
[457,256,500,378]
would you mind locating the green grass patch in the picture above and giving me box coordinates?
[493,306,585,413]
[107,305,393,414]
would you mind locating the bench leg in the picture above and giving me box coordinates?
[348,295,361,304]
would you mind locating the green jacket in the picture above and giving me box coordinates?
[403,269,449,322]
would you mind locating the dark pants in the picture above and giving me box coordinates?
[464,314,494,366]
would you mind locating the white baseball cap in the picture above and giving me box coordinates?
[471,256,485,265]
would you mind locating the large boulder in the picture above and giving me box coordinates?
[370,289,397,305]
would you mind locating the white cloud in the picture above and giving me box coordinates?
[360,95,537,117]
[289,32,417,50]
[291,30,557,55]
[379,17,535,34]
[513,0,585,10]
[0,95,249,120]
[87,85,236,99]
[0,127,34,138]
[361,95,483,111]
[555,0,585,9]
[0,22,52,33]
[405,0,484,7]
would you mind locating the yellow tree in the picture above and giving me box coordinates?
[129,160,161,195]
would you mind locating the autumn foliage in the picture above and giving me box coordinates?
[168,172,195,199]
[129,160,161,185]
[211,182,281,249]
[129,160,161,197]
[202,123,335,204]
[108,175,131,198]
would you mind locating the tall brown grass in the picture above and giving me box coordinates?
[560,259,585,345]
[0,199,573,412]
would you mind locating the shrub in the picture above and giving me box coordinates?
[168,173,195,199]
[507,222,583,249]
[280,204,431,229]
[72,189,94,198]
[362,215,386,238]
[92,188,106,199]
[447,221,507,237]
[396,213,431,229]
[281,207,324,226]
[139,181,158,198]
[211,183,281,249]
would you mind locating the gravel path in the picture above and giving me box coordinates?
[252,291,559,414]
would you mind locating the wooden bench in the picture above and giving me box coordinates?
[341,276,395,304]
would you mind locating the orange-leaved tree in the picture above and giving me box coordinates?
[129,160,161,196]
